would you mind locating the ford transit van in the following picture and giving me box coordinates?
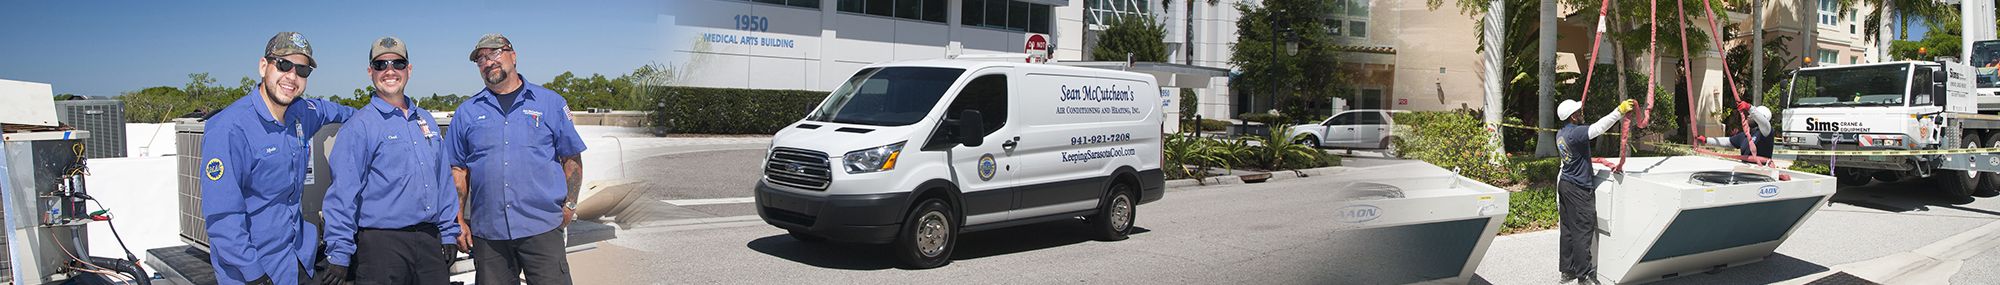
[755,59,1165,268]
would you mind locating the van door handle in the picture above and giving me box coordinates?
[1002,137,1019,150]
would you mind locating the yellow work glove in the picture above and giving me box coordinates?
[1617,99,1636,113]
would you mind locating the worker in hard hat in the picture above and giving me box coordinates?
[1697,102,1776,160]
[1555,98,1634,285]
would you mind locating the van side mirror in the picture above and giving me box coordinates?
[958,110,985,147]
[1935,69,1948,83]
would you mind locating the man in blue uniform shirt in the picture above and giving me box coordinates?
[315,36,462,285]
[1554,98,1632,285]
[201,32,356,285]
[446,34,587,285]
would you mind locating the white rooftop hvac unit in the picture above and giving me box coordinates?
[1327,162,1509,284]
[1591,156,1836,284]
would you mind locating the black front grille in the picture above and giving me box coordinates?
[765,147,833,190]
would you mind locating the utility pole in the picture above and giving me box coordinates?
[1536,0,1556,157]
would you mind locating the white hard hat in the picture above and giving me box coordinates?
[1557,100,1584,120]
[1749,106,1772,123]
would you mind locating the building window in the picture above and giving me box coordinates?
[1850,56,1859,64]
[965,0,1052,33]
[839,0,948,23]
[1848,10,1858,33]
[1328,0,1370,39]
[1817,0,1838,26]
[1085,0,1152,28]
[750,0,819,9]
[1818,49,1839,65]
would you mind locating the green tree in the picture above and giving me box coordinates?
[1091,14,1169,62]
[1888,11,1962,61]
[418,93,468,111]
[1230,0,1342,121]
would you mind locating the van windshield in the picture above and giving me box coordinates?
[805,67,966,126]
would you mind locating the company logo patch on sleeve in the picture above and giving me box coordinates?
[205,158,226,181]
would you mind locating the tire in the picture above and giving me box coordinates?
[1872,171,1904,183]
[1980,133,2000,197]
[1936,133,1981,200]
[1297,135,1320,148]
[894,198,956,269]
[787,230,826,243]
[1835,169,1872,187]
[1381,136,1404,158]
[1090,182,1138,241]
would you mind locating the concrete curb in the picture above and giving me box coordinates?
[1164,166,1352,190]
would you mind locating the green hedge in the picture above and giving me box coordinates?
[648,86,829,134]
[1390,111,1515,184]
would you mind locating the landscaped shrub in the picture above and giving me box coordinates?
[647,86,828,134]
[1390,111,1514,185]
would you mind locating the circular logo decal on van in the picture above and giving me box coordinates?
[978,154,997,181]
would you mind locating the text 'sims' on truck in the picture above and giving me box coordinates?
[1777,42,2000,200]
[753,59,1166,268]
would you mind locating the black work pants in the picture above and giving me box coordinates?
[472,228,571,285]
[353,224,451,285]
[1558,180,1598,280]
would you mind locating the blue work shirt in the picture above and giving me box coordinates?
[446,76,588,240]
[321,95,462,267]
[200,85,354,285]
[1557,123,1596,188]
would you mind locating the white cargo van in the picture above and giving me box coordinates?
[755,59,1166,268]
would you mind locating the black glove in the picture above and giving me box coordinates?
[247,275,274,285]
[443,244,460,262]
[315,263,349,285]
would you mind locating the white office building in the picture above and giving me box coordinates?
[660,0,1247,123]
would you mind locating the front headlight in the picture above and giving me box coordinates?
[844,141,906,174]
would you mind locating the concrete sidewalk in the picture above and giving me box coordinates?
[1471,204,2000,284]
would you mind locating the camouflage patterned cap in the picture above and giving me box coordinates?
[468,33,512,61]
[371,36,408,60]
[264,32,315,65]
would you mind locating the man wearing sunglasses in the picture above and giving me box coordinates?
[316,36,462,285]
[200,31,356,285]
[445,34,586,285]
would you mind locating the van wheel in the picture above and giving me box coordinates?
[1091,182,1137,241]
[894,198,956,269]
[1936,133,1981,200]
[1979,133,2000,197]
[787,230,826,243]
[1296,135,1320,148]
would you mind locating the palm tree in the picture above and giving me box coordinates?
[1835,0,1950,62]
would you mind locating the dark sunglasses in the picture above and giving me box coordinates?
[267,57,315,78]
[371,59,409,71]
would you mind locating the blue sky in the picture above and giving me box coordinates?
[0,0,666,99]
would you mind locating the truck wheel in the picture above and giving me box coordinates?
[787,230,827,243]
[894,198,956,269]
[1937,133,1981,200]
[1980,133,2000,197]
[1090,182,1138,241]
[1835,169,1871,186]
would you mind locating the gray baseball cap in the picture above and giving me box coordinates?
[468,33,512,61]
[370,36,408,60]
[265,32,315,65]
